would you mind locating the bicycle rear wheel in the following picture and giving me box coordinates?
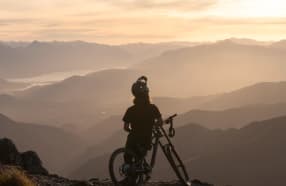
[109,147,146,186]
[165,145,191,186]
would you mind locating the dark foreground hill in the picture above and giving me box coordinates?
[72,116,286,186]
[0,138,213,186]
[0,113,85,174]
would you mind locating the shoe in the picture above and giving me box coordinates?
[118,177,129,186]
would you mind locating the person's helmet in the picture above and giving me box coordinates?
[131,76,149,97]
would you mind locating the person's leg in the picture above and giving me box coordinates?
[124,136,143,185]
[135,144,147,161]
[121,135,136,186]
[124,135,136,164]
[137,143,152,177]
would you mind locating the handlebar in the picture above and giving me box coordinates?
[163,114,177,137]
[164,114,177,124]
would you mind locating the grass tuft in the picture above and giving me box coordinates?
[0,166,36,186]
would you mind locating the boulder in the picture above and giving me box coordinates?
[21,151,48,175]
[0,138,48,175]
[0,138,22,166]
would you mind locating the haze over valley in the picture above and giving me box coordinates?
[1,0,286,185]
[1,39,286,127]
[1,38,286,186]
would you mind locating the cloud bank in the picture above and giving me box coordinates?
[0,0,286,43]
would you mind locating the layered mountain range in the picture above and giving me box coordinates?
[1,38,286,186]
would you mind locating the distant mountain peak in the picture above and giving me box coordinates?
[271,39,286,49]
[243,115,286,130]
[229,81,286,93]
[0,113,14,124]
[216,38,271,46]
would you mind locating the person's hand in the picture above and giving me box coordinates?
[124,122,132,132]
[124,127,131,133]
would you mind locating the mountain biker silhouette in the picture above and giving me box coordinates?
[109,76,191,185]
[122,76,163,184]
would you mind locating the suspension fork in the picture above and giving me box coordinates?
[159,125,175,149]
[158,140,171,161]
[157,125,179,161]
[150,124,178,168]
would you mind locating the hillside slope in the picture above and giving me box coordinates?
[176,102,286,128]
[201,81,286,110]
[0,113,85,174]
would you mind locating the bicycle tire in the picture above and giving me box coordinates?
[165,145,191,186]
[109,147,146,186]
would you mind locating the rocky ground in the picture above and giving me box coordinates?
[31,174,213,186]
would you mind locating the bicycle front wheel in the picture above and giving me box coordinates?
[165,145,191,186]
[109,147,146,186]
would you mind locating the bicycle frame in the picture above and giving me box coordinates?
[109,113,190,186]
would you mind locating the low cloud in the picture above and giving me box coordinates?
[107,0,217,11]
[194,17,286,25]
[0,18,38,25]
[1,11,286,43]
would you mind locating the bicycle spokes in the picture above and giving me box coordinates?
[109,148,150,186]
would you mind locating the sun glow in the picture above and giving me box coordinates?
[239,0,286,17]
[200,0,286,18]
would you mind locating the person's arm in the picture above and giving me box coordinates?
[123,107,132,132]
[124,122,132,132]
[153,104,163,126]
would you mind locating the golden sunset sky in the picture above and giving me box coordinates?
[0,0,286,44]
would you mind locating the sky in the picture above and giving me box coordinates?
[0,0,286,44]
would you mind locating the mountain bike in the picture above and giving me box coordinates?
[109,114,191,186]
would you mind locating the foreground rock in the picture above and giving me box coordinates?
[0,138,48,175]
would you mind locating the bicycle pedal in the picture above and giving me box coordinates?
[146,167,152,173]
